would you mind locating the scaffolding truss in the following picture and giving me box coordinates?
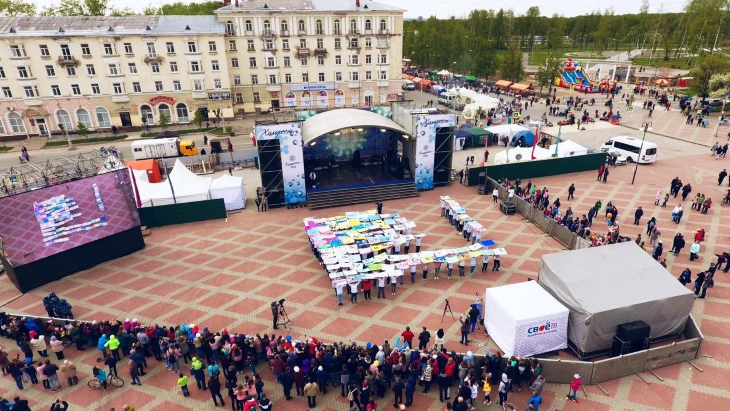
[0,150,125,198]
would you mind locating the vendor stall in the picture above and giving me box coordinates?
[484,281,569,357]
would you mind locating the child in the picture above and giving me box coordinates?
[38,361,49,390]
[661,194,669,207]
[178,372,190,397]
[24,360,38,384]
[483,372,492,405]
[654,190,661,205]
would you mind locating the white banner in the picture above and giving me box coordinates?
[513,317,568,357]
[414,114,457,190]
[255,122,307,204]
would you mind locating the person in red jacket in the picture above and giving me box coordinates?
[401,327,414,348]
[362,279,373,300]
[445,357,456,383]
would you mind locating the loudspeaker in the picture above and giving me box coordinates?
[478,172,486,185]
[433,126,453,187]
[616,321,651,342]
[610,335,629,357]
[499,202,516,215]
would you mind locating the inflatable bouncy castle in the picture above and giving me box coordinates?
[554,58,614,93]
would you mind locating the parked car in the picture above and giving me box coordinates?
[606,150,627,165]
[153,131,180,139]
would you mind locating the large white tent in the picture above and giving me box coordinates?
[210,174,246,210]
[494,146,551,165]
[485,281,569,357]
[448,88,500,121]
[133,159,212,207]
[548,140,589,158]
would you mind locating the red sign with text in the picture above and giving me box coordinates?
[149,96,176,106]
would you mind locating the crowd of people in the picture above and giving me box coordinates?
[0,311,570,411]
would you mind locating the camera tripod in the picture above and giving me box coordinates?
[277,305,292,330]
[442,299,455,322]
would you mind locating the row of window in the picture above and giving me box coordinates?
[9,40,219,59]
[232,17,389,35]
[0,58,222,80]
[238,70,388,85]
[0,107,113,134]
[244,52,387,68]
[0,78,222,99]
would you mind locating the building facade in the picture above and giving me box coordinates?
[215,0,404,114]
[0,16,233,138]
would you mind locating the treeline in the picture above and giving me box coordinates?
[404,0,730,78]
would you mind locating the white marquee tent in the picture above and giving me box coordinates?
[210,174,246,210]
[133,159,212,207]
[494,146,551,165]
[485,281,569,357]
[548,140,590,158]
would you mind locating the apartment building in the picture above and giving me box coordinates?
[0,16,232,137]
[215,0,404,114]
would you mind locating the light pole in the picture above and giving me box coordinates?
[631,121,651,184]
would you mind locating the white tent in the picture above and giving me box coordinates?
[438,69,451,76]
[448,88,500,120]
[485,281,569,357]
[210,174,246,210]
[133,159,212,207]
[494,147,551,165]
[548,140,589,158]
[484,124,529,135]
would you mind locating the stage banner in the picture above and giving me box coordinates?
[415,114,457,190]
[255,123,307,204]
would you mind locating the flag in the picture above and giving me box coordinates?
[531,125,540,160]
[554,126,562,156]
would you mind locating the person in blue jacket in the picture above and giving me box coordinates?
[405,375,416,407]
[527,389,542,410]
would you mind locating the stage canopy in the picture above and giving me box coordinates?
[485,281,569,357]
[538,242,695,356]
[134,159,212,207]
[210,174,246,210]
[301,109,411,145]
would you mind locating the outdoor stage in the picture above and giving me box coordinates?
[307,162,404,190]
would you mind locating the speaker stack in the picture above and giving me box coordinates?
[499,202,516,215]
[610,320,651,357]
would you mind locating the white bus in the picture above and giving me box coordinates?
[599,136,657,164]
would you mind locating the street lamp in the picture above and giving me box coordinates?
[631,121,651,184]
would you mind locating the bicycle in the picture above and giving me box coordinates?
[88,375,125,390]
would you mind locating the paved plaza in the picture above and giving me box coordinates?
[0,142,729,410]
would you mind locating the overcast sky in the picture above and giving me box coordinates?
[30,0,688,18]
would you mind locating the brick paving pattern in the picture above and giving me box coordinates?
[0,150,728,410]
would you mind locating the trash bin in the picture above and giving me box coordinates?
[254,155,259,169]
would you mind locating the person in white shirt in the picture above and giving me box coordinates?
[465,222,473,241]
[440,199,446,217]
[394,238,403,255]
[447,262,454,279]
[492,254,501,271]
[410,263,417,283]
[335,283,345,306]
[421,262,429,281]
[391,272,400,295]
[459,259,466,276]
[349,281,360,304]
[415,236,422,252]
[434,260,443,279]
[377,276,386,299]
[473,228,482,245]
[493,188,499,204]
[404,238,411,254]
[469,256,477,276]
[482,254,490,273]
[507,188,515,205]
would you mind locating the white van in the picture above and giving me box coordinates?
[438,92,465,110]
[402,80,415,90]
[599,136,657,164]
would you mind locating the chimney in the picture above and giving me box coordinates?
[355,0,360,7]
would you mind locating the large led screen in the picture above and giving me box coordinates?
[0,172,140,266]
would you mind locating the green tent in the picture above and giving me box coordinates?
[466,127,489,147]
[464,75,478,81]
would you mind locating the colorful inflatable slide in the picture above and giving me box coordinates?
[554,58,612,94]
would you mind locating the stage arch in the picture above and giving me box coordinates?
[301,108,410,145]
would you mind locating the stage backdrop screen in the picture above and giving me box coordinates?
[415,114,457,190]
[0,172,140,266]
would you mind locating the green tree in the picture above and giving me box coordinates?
[499,44,525,82]
[709,72,730,98]
[41,0,109,16]
[109,6,135,16]
[535,57,563,93]
[193,111,204,129]
[158,113,170,130]
[144,1,220,15]
[0,0,35,15]
[689,55,730,101]
[77,122,89,139]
